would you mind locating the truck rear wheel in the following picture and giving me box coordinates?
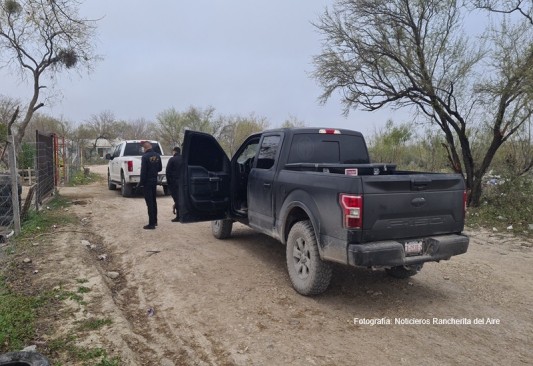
[121,174,133,197]
[385,264,423,279]
[211,219,233,239]
[286,220,332,296]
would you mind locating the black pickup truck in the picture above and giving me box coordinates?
[178,128,469,295]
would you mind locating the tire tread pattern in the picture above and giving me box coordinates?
[286,220,332,296]
[211,219,233,239]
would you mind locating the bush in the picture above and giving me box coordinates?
[19,143,35,169]
[68,168,101,186]
[467,174,533,236]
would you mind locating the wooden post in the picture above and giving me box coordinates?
[8,134,21,235]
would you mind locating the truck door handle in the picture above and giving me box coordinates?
[263,183,271,189]
[411,178,431,191]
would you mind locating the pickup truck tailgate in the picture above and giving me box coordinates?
[361,173,465,242]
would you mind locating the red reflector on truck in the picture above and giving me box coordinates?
[340,194,363,229]
[319,128,341,134]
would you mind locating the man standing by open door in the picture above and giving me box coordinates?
[139,141,162,229]
[166,146,182,222]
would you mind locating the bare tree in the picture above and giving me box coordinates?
[313,0,533,206]
[472,0,532,24]
[155,107,187,149]
[13,112,71,149]
[155,106,224,151]
[0,0,98,146]
[84,110,120,157]
[281,115,307,128]
[218,114,269,155]
[0,94,20,138]
[117,118,155,140]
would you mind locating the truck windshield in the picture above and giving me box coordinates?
[287,134,369,164]
[123,143,162,156]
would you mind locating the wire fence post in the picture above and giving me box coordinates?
[8,134,21,235]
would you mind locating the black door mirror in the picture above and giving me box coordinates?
[105,153,112,160]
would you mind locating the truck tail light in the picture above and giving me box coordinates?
[319,128,341,134]
[340,194,363,229]
[127,161,133,172]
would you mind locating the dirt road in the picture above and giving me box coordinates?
[35,165,532,365]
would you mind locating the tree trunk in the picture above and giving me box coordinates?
[469,176,484,207]
[15,71,44,146]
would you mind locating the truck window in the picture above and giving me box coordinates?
[124,143,143,156]
[256,135,281,170]
[123,142,162,156]
[287,134,369,164]
[112,145,121,158]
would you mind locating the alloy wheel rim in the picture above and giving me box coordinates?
[293,237,311,280]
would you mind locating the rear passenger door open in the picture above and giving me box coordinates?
[178,130,230,223]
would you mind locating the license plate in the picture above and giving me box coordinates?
[404,241,423,255]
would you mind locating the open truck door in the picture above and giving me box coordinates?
[178,130,231,223]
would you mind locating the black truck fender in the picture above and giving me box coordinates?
[277,189,322,248]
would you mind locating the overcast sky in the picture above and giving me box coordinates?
[2,0,405,136]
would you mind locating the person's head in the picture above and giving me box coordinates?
[140,141,152,150]
[172,147,181,155]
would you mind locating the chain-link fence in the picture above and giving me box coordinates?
[0,130,58,241]
[0,172,21,237]
[0,134,22,240]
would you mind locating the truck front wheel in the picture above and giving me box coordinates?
[385,264,423,279]
[211,219,233,239]
[286,220,332,296]
[108,171,116,190]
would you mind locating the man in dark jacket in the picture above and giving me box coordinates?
[139,141,162,229]
[165,146,182,222]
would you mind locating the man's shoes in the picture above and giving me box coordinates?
[171,217,179,222]
[143,225,156,230]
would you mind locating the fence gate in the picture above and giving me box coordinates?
[36,131,55,206]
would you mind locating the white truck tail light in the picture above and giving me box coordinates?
[319,128,341,134]
[127,161,134,172]
[340,194,363,229]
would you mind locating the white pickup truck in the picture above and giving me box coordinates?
[105,140,171,197]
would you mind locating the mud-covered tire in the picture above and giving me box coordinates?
[211,219,233,239]
[286,220,332,296]
[107,171,116,190]
[121,174,133,197]
[0,351,50,365]
[385,264,423,279]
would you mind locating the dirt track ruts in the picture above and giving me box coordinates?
[33,165,533,365]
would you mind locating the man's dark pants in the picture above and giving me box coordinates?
[144,183,158,226]
[170,184,179,217]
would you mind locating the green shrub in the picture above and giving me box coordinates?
[19,143,36,169]
[69,169,101,186]
[467,174,533,235]
[0,280,40,352]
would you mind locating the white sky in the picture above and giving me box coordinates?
[2,0,408,136]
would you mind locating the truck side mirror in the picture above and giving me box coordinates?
[105,153,113,160]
